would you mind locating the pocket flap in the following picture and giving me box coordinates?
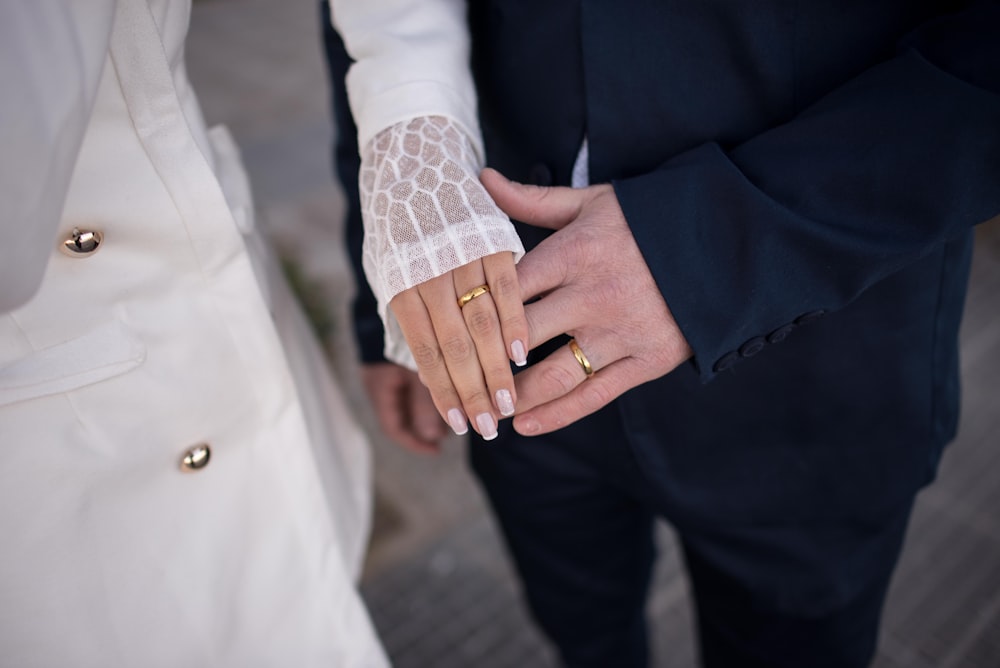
[0,320,146,407]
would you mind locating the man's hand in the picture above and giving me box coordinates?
[361,362,449,454]
[480,168,693,436]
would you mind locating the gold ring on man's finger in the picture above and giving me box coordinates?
[568,338,595,378]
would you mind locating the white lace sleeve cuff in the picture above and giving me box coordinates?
[359,116,525,368]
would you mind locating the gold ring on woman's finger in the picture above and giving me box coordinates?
[568,338,595,378]
[457,284,491,308]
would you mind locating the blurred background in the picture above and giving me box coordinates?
[186,1,1000,666]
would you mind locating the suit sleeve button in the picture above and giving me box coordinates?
[739,337,767,358]
[713,351,740,372]
[766,324,796,344]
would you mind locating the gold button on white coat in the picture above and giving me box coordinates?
[60,228,103,257]
[180,444,211,472]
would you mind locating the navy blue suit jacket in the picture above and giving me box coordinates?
[325,1,1000,526]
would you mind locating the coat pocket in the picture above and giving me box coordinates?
[0,320,146,407]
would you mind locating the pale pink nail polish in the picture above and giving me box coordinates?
[511,339,527,367]
[496,389,515,417]
[447,408,468,436]
[476,413,498,441]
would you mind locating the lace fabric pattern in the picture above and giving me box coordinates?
[359,116,525,366]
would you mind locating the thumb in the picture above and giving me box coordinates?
[480,167,584,231]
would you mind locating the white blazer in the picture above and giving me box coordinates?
[0,1,388,666]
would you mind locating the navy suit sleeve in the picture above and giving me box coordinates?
[614,1,1000,382]
[321,1,387,364]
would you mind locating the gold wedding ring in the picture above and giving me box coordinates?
[568,339,595,378]
[457,284,491,308]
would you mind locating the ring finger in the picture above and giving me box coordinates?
[417,274,500,440]
[453,263,518,421]
[512,335,607,414]
[453,261,518,400]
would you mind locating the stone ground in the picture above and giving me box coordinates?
[187,1,1000,666]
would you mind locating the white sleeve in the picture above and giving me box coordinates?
[359,116,525,367]
[329,0,482,156]
[0,2,116,313]
[330,1,524,368]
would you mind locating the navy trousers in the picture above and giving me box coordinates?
[470,407,913,668]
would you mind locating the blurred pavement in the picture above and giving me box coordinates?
[186,2,1000,666]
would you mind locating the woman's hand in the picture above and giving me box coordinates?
[389,250,528,440]
[359,116,527,439]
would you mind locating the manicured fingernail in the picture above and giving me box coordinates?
[447,408,468,436]
[496,389,515,417]
[511,339,527,367]
[476,413,498,441]
[517,416,541,436]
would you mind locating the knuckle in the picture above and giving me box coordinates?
[465,308,498,338]
[428,378,457,400]
[441,335,474,363]
[410,341,442,368]
[484,361,513,383]
[580,381,616,410]
[501,312,526,334]
[557,239,592,282]
[491,272,519,301]
[540,364,578,398]
[587,275,637,315]
[459,388,490,408]
[566,230,597,261]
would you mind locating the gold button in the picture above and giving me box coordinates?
[60,228,103,257]
[180,444,211,472]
